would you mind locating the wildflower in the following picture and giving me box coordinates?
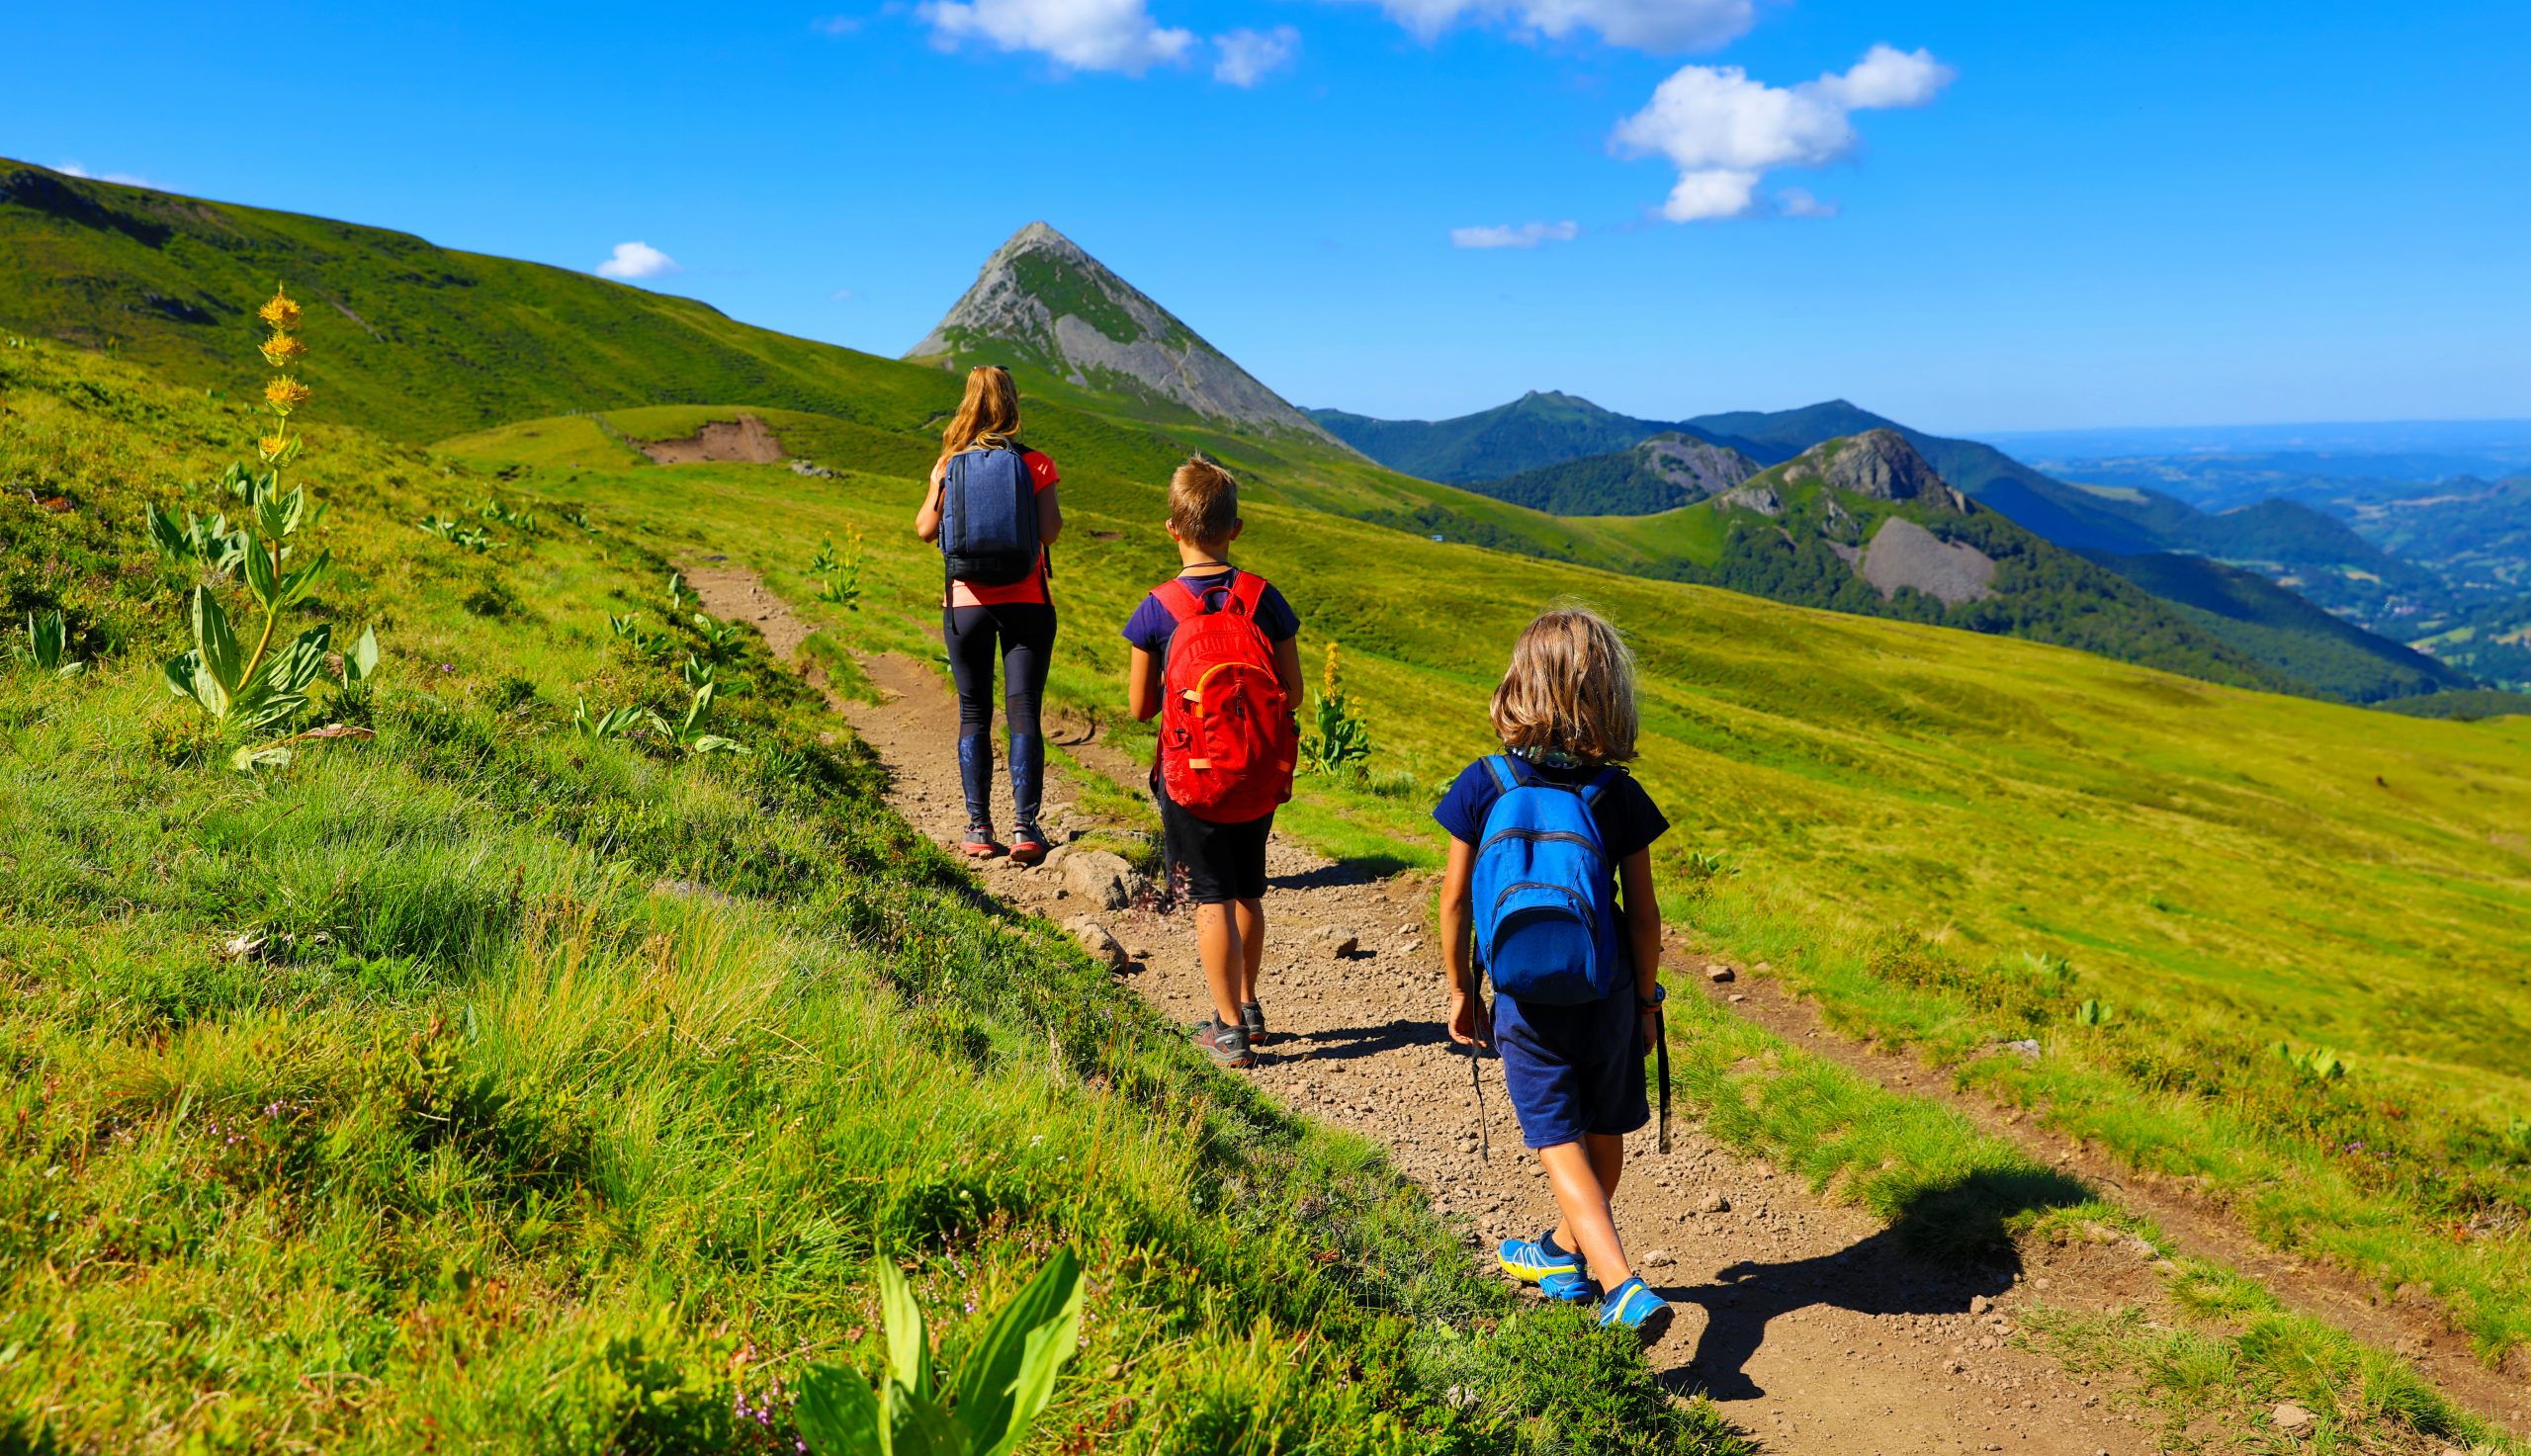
[259,332,306,368]
[265,376,313,411]
[1323,642,1343,699]
[257,286,302,331]
[258,432,292,462]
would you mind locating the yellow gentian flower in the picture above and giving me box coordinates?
[259,332,305,368]
[257,287,303,331]
[265,377,313,411]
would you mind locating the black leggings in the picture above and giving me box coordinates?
[943,602,1056,740]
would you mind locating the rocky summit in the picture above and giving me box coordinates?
[1780,428,1971,511]
[908,221,1338,442]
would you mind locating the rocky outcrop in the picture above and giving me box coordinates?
[1638,433,1761,500]
[1716,481,1784,517]
[1855,517,1998,605]
[1785,429,1970,511]
[909,221,1339,444]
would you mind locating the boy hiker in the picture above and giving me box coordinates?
[1438,606,1676,1339]
[1124,458,1303,1070]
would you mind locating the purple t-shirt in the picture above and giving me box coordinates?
[1120,567,1301,657]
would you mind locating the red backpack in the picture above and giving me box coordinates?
[1156,571,1297,823]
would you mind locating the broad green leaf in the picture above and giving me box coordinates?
[189,586,243,694]
[278,547,333,607]
[876,1261,935,1404]
[164,650,204,703]
[242,535,280,608]
[793,1363,883,1456]
[231,743,293,772]
[885,1387,962,1456]
[688,735,747,756]
[964,1247,1085,1456]
[264,623,332,696]
[347,625,380,684]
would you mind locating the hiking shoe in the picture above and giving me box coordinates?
[1499,1234,1598,1302]
[1194,1018,1256,1070]
[1239,1000,1267,1047]
[959,825,1004,858]
[1596,1277,1675,1342]
[1008,826,1050,866]
[1497,1232,1581,1283]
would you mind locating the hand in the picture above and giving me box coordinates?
[1447,988,1490,1049]
[1640,1004,1663,1057]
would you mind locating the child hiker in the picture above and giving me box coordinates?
[1124,458,1303,1070]
[1438,605,1675,1339]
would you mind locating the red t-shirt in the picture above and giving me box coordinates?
[944,448,1061,608]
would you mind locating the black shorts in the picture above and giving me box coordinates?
[1157,782,1272,904]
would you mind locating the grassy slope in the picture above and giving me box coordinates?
[0,338,1754,1454]
[0,160,958,443]
[469,432,2531,1362]
[2089,551,2474,702]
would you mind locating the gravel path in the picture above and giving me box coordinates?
[686,562,2331,1453]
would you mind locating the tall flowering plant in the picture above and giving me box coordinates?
[163,284,381,766]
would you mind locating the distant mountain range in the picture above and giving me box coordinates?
[1318,390,2487,701]
[2,157,2511,706]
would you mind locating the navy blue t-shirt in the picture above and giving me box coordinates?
[1120,567,1301,657]
[1434,756,1669,868]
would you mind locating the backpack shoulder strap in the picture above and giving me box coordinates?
[1226,570,1268,616]
[1481,754,1523,795]
[1576,765,1619,806]
[1158,579,1207,624]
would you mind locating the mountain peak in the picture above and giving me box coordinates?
[1784,429,1968,510]
[908,224,1335,442]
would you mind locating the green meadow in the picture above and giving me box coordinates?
[2,339,1767,1453]
[443,403,2531,1362]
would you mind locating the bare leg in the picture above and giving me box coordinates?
[1234,897,1266,1004]
[1540,1135,1631,1287]
[1195,902,1246,1028]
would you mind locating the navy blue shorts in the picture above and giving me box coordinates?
[1495,987,1650,1150]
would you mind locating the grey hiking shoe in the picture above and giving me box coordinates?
[1240,1000,1267,1047]
[1194,1017,1255,1070]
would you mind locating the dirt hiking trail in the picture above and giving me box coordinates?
[639,413,786,465]
[685,563,2499,1453]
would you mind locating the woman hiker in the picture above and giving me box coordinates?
[915,364,1065,863]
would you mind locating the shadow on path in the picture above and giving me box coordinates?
[1654,1166,2091,1401]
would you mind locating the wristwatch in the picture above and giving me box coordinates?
[1639,985,1666,1009]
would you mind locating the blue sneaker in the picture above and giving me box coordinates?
[1597,1277,1675,1341]
[1497,1233,1599,1304]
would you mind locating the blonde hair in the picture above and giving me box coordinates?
[1489,605,1639,763]
[937,365,1021,465]
[1169,456,1241,544]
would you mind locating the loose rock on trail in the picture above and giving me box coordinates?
[683,563,2295,1454]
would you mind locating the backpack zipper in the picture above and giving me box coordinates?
[1478,828,1607,859]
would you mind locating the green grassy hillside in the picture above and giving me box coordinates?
[0,159,960,442]
[1,336,1747,1453]
[485,431,2531,1362]
[2088,550,2474,702]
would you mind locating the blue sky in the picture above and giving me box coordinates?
[8,0,2528,433]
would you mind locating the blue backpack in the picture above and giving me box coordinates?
[1470,754,1624,1005]
[939,441,1040,587]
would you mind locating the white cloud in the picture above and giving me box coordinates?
[1612,43,1953,221]
[595,241,681,281]
[1353,0,1750,52]
[1213,25,1298,85]
[829,288,856,301]
[1774,186,1837,217]
[54,160,159,188]
[812,13,864,34]
[1449,219,1581,249]
[918,0,1194,74]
